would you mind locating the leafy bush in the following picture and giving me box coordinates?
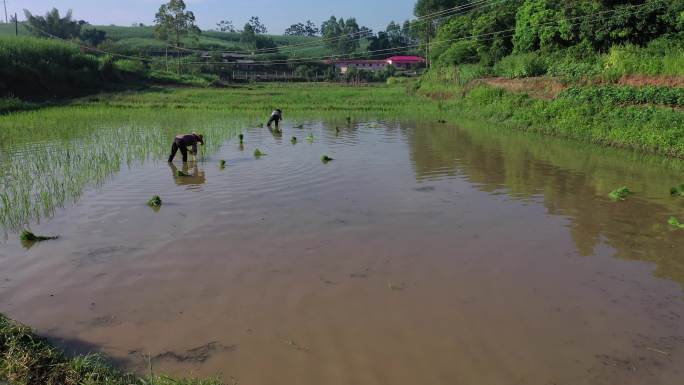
[604,42,684,79]
[493,52,548,78]
[560,85,684,107]
[0,36,101,98]
[114,59,146,75]
[435,40,479,67]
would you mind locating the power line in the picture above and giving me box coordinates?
[170,0,507,56]
[181,1,665,67]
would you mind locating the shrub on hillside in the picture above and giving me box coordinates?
[493,52,548,78]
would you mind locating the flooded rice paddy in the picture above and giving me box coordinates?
[1,114,684,385]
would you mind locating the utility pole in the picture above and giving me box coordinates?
[15,13,18,36]
[3,0,8,23]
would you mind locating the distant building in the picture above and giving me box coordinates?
[385,56,426,70]
[330,56,426,74]
[331,59,387,74]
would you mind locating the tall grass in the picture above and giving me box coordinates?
[0,314,222,385]
[603,42,684,79]
[0,36,103,99]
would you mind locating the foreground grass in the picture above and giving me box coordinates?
[417,77,684,158]
[0,314,221,385]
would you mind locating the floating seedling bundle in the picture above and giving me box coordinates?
[147,195,162,208]
[670,184,684,197]
[254,149,265,158]
[219,160,226,169]
[609,187,632,201]
[176,170,190,177]
[291,137,297,144]
[20,230,58,242]
[668,217,684,229]
[306,134,314,142]
[321,155,334,163]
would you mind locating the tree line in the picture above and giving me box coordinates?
[415,0,684,68]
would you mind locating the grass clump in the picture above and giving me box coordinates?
[609,186,633,201]
[670,184,684,197]
[254,149,265,158]
[0,313,222,385]
[321,155,334,163]
[147,195,162,208]
[668,217,684,229]
[19,230,58,242]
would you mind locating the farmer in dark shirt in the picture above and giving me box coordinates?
[168,132,204,163]
[267,109,283,129]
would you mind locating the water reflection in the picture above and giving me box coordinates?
[168,162,207,186]
[407,123,684,288]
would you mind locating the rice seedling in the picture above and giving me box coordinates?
[609,186,633,201]
[321,155,334,163]
[219,160,226,169]
[147,195,163,208]
[306,134,314,142]
[291,137,297,144]
[335,127,341,135]
[19,230,58,242]
[294,124,304,129]
[176,170,190,177]
[254,149,265,158]
[668,217,684,229]
[239,134,244,143]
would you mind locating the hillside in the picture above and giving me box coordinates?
[0,22,334,57]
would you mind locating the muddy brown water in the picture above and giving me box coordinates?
[1,120,684,385]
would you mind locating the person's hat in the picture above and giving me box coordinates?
[193,132,204,144]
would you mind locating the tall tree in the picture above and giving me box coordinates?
[23,8,83,39]
[321,16,363,55]
[247,16,267,34]
[216,20,235,32]
[154,0,200,74]
[241,23,257,48]
[285,20,319,36]
[414,0,469,17]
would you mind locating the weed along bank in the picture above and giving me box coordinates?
[2,1,684,385]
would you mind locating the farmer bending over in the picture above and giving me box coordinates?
[267,109,283,129]
[168,132,204,163]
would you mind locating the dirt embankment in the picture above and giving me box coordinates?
[617,74,684,88]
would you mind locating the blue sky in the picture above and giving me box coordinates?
[13,1,417,34]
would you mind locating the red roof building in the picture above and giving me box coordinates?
[386,56,426,69]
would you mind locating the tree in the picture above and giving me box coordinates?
[321,16,363,55]
[285,23,306,36]
[23,8,83,39]
[81,28,107,46]
[241,23,257,48]
[248,16,267,34]
[154,0,200,74]
[285,20,320,36]
[414,0,469,17]
[154,0,200,46]
[216,20,235,32]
